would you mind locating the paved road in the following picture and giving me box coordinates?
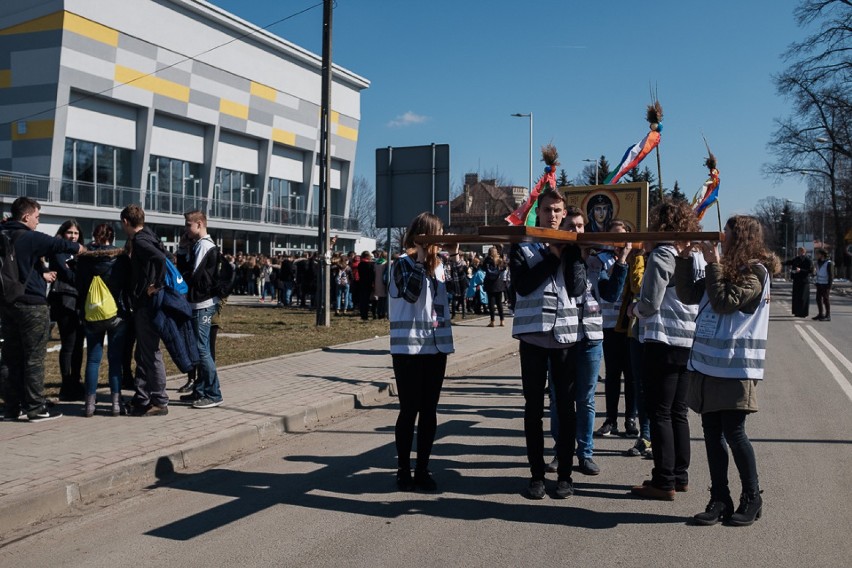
[3,282,851,567]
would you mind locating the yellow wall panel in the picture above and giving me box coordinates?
[64,12,119,47]
[0,70,11,88]
[11,119,54,141]
[250,81,277,102]
[115,65,190,102]
[219,98,249,120]
[0,12,63,35]
[336,124,358,141]
[272,128,296,146]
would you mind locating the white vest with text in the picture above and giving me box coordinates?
[388,255,454,355]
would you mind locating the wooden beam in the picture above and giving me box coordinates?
[416,227,723,246]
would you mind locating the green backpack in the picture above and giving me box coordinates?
[84,275,118,322]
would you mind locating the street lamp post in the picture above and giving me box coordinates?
[511,112,533,194]
[582,158,598,185]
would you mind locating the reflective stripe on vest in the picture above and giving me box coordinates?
[589,250,621,329]
[511,243,580,343]
[815,260,831,285]
[639,247,704,348]
[689,265,770,379]
[388,255,454,355]
[578,280,603,341]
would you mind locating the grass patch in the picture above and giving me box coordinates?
[38,306,390,397]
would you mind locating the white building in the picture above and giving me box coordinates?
[0,0,369,254]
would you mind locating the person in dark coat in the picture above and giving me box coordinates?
[483,247,508,327]
[48,219,85,401]
[357,251,375,320]
[785,247,812,317]
[1,197,85,422]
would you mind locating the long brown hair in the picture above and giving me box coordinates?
[722,215,781,284]
[648,198,701,233]
[403,212,443,274]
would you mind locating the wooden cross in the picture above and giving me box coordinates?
[417,225,723,246]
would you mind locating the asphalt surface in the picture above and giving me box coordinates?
[2,282,851,567]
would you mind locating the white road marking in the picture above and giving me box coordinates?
[794,324,852,403]
[805,324,852,377]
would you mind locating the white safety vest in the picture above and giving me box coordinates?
[689,265,770,379]
[388,255,454,355]
[815,260,832,285]
[512,243,581,344]
[639,246,705,348]
[578,280,604,341]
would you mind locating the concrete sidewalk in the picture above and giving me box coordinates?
[0,316,517,536]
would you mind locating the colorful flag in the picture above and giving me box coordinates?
[692,168,720,221]
[603,130,661,185]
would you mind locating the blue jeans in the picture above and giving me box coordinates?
[281,281,294,306]
[84,318,128,396]
[575,338,602,460]
[630,337,651,441]
[336,284,349,311]
[192,305,222,401]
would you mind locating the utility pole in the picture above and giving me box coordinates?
[316,0,332,327]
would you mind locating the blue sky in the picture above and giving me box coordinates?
[210,0,810,227]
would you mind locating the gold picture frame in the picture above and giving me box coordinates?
[559,181,649,232]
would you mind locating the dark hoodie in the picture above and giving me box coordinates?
[2,220,81,305]
[128,226,167,308]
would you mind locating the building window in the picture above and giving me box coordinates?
[61,138,133,207]
[147,156,203,215]
[212,168,258,222]
[267,177,305,225]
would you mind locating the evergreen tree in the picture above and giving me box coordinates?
[670,180,686,202]
[557,169,570,187]
[597,155,611,184]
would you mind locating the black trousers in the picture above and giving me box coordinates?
[519,341,577,481]
[393,353,447,472]
[643,342,691,490]
[488,291,505,322]
[702,409,760,499]
[54,305,84,387]
[603,329,636,422]
[815,284,831,317]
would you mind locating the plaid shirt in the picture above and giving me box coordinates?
[392,256,427,303]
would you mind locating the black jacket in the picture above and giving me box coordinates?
[176,236,219,305]
[129,226,166,308]
[2,220,81,305]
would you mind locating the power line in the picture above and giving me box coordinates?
[1,1,324,127]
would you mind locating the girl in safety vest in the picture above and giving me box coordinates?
[389,212,457,492]
[626,199,706,501]
[673,215,779,527]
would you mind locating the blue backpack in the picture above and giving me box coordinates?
[164,257,188,295]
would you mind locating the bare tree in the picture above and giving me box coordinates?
[349,175,379,240]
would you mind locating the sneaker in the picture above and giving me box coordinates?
[624,418,640,438]
[545,456,559,473]
[26,407,63,422]
[179,392,202,403]
[527,479,546,499]
[555,479,574,499]
[595,421,618,437]
[396,468,414,491]
[177,378,197,394]
[192,397,223,409]
[141,405,169,417]
[577,458,601,476]
[822,316,831,322]
[413,469,437,492]
[624,438,651,457]
[3,407,24,421]
[812,314,824,320]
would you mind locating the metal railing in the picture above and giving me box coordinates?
[0,170,360,231]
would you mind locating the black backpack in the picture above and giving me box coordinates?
[212,250,236,299]
[0,229,25,306]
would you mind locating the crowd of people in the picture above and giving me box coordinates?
[1,197,226,421]
[389,190,778,528]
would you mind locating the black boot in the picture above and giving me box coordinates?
[396,468,414,491]
[730,490,763,526]
[58,376,84,401]
[177,376,197,394]
[693,491,734,526]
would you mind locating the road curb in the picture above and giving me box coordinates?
[0,331,517,537]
